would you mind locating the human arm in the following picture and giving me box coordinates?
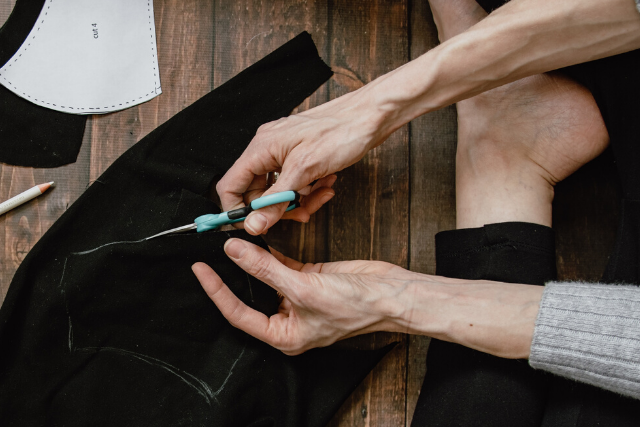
[192,238,542,359]
[217,0,640,235]
[192,239,640,399]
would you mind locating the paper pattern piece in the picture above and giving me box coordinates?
[0,0,161,114]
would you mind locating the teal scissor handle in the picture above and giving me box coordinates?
[194,191,299,232]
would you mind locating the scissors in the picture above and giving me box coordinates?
[145,190,300,240]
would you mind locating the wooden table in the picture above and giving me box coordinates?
[0,1,620,425]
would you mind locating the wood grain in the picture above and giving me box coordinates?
[0,0,92,302]
[89,0,215,181]
[326,1,410,426]
[0,1,624,425]
[406,2,457,424]
[212,0,331,265]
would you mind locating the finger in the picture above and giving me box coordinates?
[242,174,268,205]
[298,186,335,216]
[296,174,337,197]
[299,259,403,275]
[241,174,335,223]
[224,238,297,292]
[243,189,295,235]
[280,206,311,223]
[192,262,274,342]
[279,298,292,315]
[279,174,337,221]
[226,175,269,230]
[243,164,315,235]
[216,145,281,212]
[278,187,333,222]
[296,184,313,197]
[310,174,337,192]
[240,180,334,231]
[216,160,259,212]
[268,246,305,271]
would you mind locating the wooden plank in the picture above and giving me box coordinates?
[327,1,409,426]
[0,0,92,304]
[89,0,215,180]
[0,121,92,305]
[0,131,90,301]
[212,0,330,264]
[213,0,329,87]
[406,3,457,424]
[0,0,216,303]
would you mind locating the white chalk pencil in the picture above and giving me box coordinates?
[0,182,55,216]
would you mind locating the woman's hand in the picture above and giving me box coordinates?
[216,87,396,236]
[192,238,544,358]
[216,0,640,236]
[192,238,412,355]
[230,173,339,227]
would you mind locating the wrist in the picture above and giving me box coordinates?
[392,274,544,359]
[357,55,443,141]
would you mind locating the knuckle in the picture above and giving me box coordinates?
[256,122,272,133]
[282,348,304,356]
[225,300,245,325]
[290,279,314,304]
[215,178,226,194]
[248,253,273,280]
[293,283,311,301]
[295,154,322,179]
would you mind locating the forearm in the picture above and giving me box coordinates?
[379,274,543,359]
[360,0,640,140]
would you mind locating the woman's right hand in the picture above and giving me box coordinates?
[216,85,396,235]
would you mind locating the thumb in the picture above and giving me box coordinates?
[224,238,294,292]
[243,169,309,235]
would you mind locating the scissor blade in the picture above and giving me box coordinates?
[145,223,197,241]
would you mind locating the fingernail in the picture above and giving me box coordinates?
[320,191,335,204]
[246,213,268,234]
[225,239,247,260]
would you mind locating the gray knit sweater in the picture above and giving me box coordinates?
[530,282,640,398]
[528,0,640,400]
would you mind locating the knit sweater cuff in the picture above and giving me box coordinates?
[529,281,640,399]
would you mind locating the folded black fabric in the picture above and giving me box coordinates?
[0,0,86,167]
[414,1,640,425]
[413,222,555,427]
[435,221,557,286]
[415,221,640,427]
[0,32,390,426]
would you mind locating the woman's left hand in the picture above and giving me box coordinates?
[192,238,412,355]
[193,238,544,358]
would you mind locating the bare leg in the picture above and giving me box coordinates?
[412,2,611,427]
[431,0,609,229]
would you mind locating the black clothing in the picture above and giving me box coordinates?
[0,0,86,167]
[0,32,390,426]
[412,0,640,425]
[412,223,640,427]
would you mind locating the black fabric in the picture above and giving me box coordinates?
[0,32,391,426]
[478,0,640,282]
[556,50,640,284]
[435,222,557,286]
[413,1,640,425]
[412,222,555,427]
[413,223,640,427]
[0,0,87,167]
